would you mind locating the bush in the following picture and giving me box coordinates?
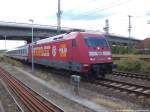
[115,58,150,75]
[112,46,128,54]
[131,48,140,54]
[112,46,140,54]
[141,63,150,74]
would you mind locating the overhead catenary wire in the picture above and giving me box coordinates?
[63,0,131,20]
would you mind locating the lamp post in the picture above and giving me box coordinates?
[57,0,62,34]
[29,19,34,72]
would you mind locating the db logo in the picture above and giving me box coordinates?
[52,46,56,57]
[59,44,67,57]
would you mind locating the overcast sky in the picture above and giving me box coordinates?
[0,0,150,49]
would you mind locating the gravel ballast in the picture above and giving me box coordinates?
[0,79,21,112]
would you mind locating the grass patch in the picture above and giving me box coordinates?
[0,56,23,67]
[115,57,150,75]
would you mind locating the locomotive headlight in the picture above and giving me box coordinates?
[107,57,112,60]
[90,58,95,61]
[83,64,89,67]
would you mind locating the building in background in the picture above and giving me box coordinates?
[136,38,150,54]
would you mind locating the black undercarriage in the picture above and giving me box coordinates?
[90,63,112,78]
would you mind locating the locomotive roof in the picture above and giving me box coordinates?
[36,33,68,44]
[36,32,81,44]
[36,32,104,44]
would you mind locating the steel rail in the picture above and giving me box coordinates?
[0,67,64,112]
[112,71,150,81]
[94,78,150,97]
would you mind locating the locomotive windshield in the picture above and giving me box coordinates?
[84,37,109,48]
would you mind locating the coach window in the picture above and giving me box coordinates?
[72,39,76,47]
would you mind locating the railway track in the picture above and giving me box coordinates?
[94,78,150,98]
[112,71,150,81]
[0,67,64,112]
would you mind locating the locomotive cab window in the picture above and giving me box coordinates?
[72,39,76,47]
[84,37,109,48]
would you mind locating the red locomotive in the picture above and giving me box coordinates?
[7,32,113,78]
